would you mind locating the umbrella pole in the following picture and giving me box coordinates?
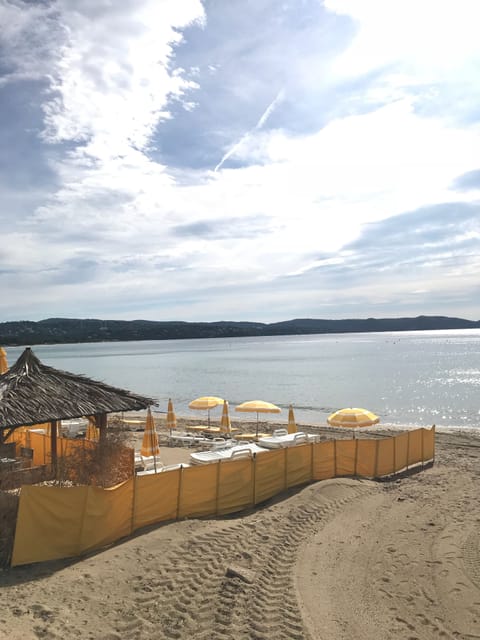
[152,422,157,473]
[256,412,259,439]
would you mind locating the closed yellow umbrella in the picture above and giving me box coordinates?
[188,396,224,426]
[235,400,281,437]
[0,347,8,374]
[287,404,297,434]
[220,400,231,435]
[327,407,380,438]
[86,418,99,441]
[141,407,160,472]
[166,398,177,432]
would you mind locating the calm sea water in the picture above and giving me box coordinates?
[5,329,480,430]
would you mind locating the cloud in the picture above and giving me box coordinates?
[452,169,480,192]
[0,0,479,322]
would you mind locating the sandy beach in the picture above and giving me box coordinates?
[1,423,479,640]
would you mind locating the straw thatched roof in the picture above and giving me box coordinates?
[0,347,155,430]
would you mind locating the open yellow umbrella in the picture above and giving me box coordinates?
[327,407,379,438]
[141,407,160,472]
[235,400,281,437]
[287,404,297,434]
[166,398,177,432]
[220,400,231,435]
[0,347,8,374]
[188,396,224,426]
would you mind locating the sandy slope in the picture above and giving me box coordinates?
[0,430,479,640]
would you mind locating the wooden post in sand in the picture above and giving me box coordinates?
[393,435,396,475]
[310,442,314,482]
[406,431,410,472]
[333,439,337,477]
[354,438,358,476]
[252,454,257,506]
[50,419,58,478]
[215,461,221,515]
[176,465,183,520]
[374,438,379,478]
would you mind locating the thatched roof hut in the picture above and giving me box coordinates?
[0,347,155,438]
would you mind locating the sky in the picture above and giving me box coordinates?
[0,0,479,323]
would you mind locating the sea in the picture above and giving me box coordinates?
[4,329,480,431]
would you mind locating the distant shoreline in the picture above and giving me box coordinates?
[1,314,479,346]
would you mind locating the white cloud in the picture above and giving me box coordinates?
[0,0,479,322]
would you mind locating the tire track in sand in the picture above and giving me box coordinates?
[114,480,374,640]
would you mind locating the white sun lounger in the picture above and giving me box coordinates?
[190,443,267,465]
[257,429,319,449]
[136,462,190,476]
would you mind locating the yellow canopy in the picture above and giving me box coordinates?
[189,396,224,425]
[220,400,231,434]
[287,404,297,434]
[166,398,177,431]
[235,400,281,437]
[235,400,281,414]
[188,396,224,410]
[327,407,380,428]
[0,347,8,374]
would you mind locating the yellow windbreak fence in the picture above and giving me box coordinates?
[11,427,435,566]
[6,429,95,467]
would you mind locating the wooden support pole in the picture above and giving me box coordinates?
[96,413,107,445]
[50,419,58,478]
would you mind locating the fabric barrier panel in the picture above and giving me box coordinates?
[217,458,254,515]
[423,426,435,461]
[178,464,217,519]
[335,439,356,476]
[11,427,436,566]
[312,441,335,480]
[355,439,377,477]
[286,444,313,488]
[11,485,88,566]
[407,429,423,467]
[254,449,285,504]
[393,432,409,473]
[134,468,180,530]
[30,432,50,467]
[79,480,134,554]
[376,438,395,477]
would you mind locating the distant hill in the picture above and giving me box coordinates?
[0,315,479,346]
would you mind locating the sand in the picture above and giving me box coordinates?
[0,425,479,640]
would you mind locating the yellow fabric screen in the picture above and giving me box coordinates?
[422,426,435,461]
[394,432,409,472]
[30,432,50,466]
[335,439,356,476]
[312,441,335,480]
[355,439,377,477]
[254,449,285,504]
[11,428,436,566]
[407,428,423,467]
[217,458,254,515]
[286,444,313,488]
[79,480,134,554]
[376,438,395,477]
[178,464,217,519]
[134,468,181,530]
[11,485,88,565]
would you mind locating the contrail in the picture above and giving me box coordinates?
[214,88,285,172]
